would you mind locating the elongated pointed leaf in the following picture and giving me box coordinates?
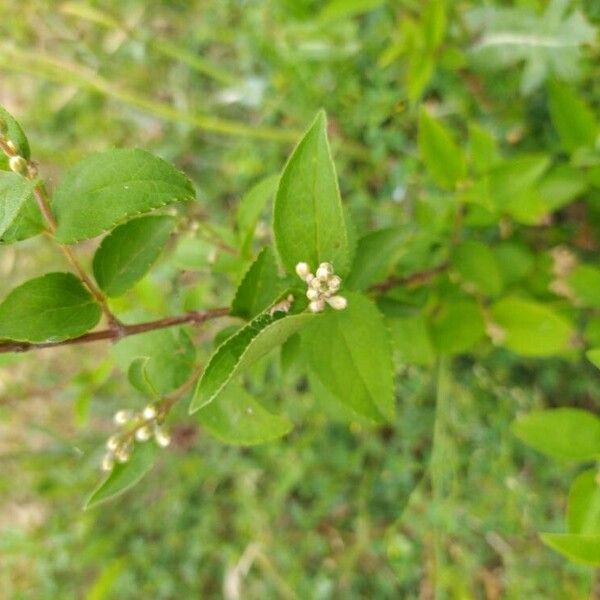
[0,106,30,171]
[567,469,600,536]
[230,247,285,320]
[540,533,600,566]
[0,172,35,238]
[53,149,194,243]
[198,384,293,445]
[85,442,157,509]
[273,110,351,276]
[0,273,101,343]
[419,108,466,189]
[512,408,600,461]
[191,310,314,413]
[93,215,175,297]
[303,292,395,423]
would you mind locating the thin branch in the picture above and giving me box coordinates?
[368,262,449,295]
[0,307,229,354]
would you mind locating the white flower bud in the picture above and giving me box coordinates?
[135,426,151,442]
[106,435,120,451]
[328,275,341,292]
[295,262,311,280]
[142,405,157,420]
[114,409,133,425]
[306,288,320,301]
[115,444,131,463]
[154,427,171,448]
[309,277,322,290]
[9,155,28,175]
[101,453,114,472]
[309,299,326,313]
[316,262,334,281]
[327,295,348,310]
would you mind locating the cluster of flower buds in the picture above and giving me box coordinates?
[0,118,36,178]
[295,261,348,313]
[101,404,171,471]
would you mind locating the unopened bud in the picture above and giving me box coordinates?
[101,453,115,472]
[328,275,341,292]
[316,262,334,281]
[9,155,27,175]
[154,427,171,448]
[106,435,120,451]
[306,288,320,301]
[115,444,131,463]
[295,262,311,280]
[142,405,157,420]
[114,409,133,425]
[327,295,348,310]
[309,299,326,313]
[135,426,151,442]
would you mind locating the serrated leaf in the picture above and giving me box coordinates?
[540,533,600,566]
[0,273,101,343]
[452,240,503,297]
[431,299,485,355]
[230,247,286,320]
[52,149,194,243]
[468,123,499,174]
[93,215,175,297]
[548,81,598,152]
[273,110,351,276]
[191,311,314,413]
[389,313,436,367]
[85,442,157,509]
[0,172,35,238]
[198,384,293,445]
[303,292,395,423]
[112,327,195,394]
[418,108,466,189]
[567,469,600,536]
[512,408,600,461]
[236,174,278,256]
[490,296,573,356]
[0,106,30,171]
[346,228,407,291]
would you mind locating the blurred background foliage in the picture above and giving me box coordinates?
[1,0,600,598]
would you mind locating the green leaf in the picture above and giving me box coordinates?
[490,296,574,356]
[537,164,587,213]
[0,273,101,343]
[112,328,195,395]
[85,443,157,509]
[418,108,466,189]
[567,469,600,536]
[273,110,351,276]
[52,149,195,243]
[346,228,406,291]
[493,242,534,285]
[198,384,293,445]
[191,311,314,413]
[388,313,436,366]
[566,265,600,308]
[452,240,503,297]
[303,292,395,423]
[512,408,600,461]
[0,172,35,238]
[540,533,600,566]
[93,215,175,297]
[431,299,485,355]
[468,123,499,174]
[0,106,30,170]
[587,348,600,370]
[319,0,384,22]
[127,357,160,399]
[230,247,285,320]
[548,81,598,152]
[236,174,278,256]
